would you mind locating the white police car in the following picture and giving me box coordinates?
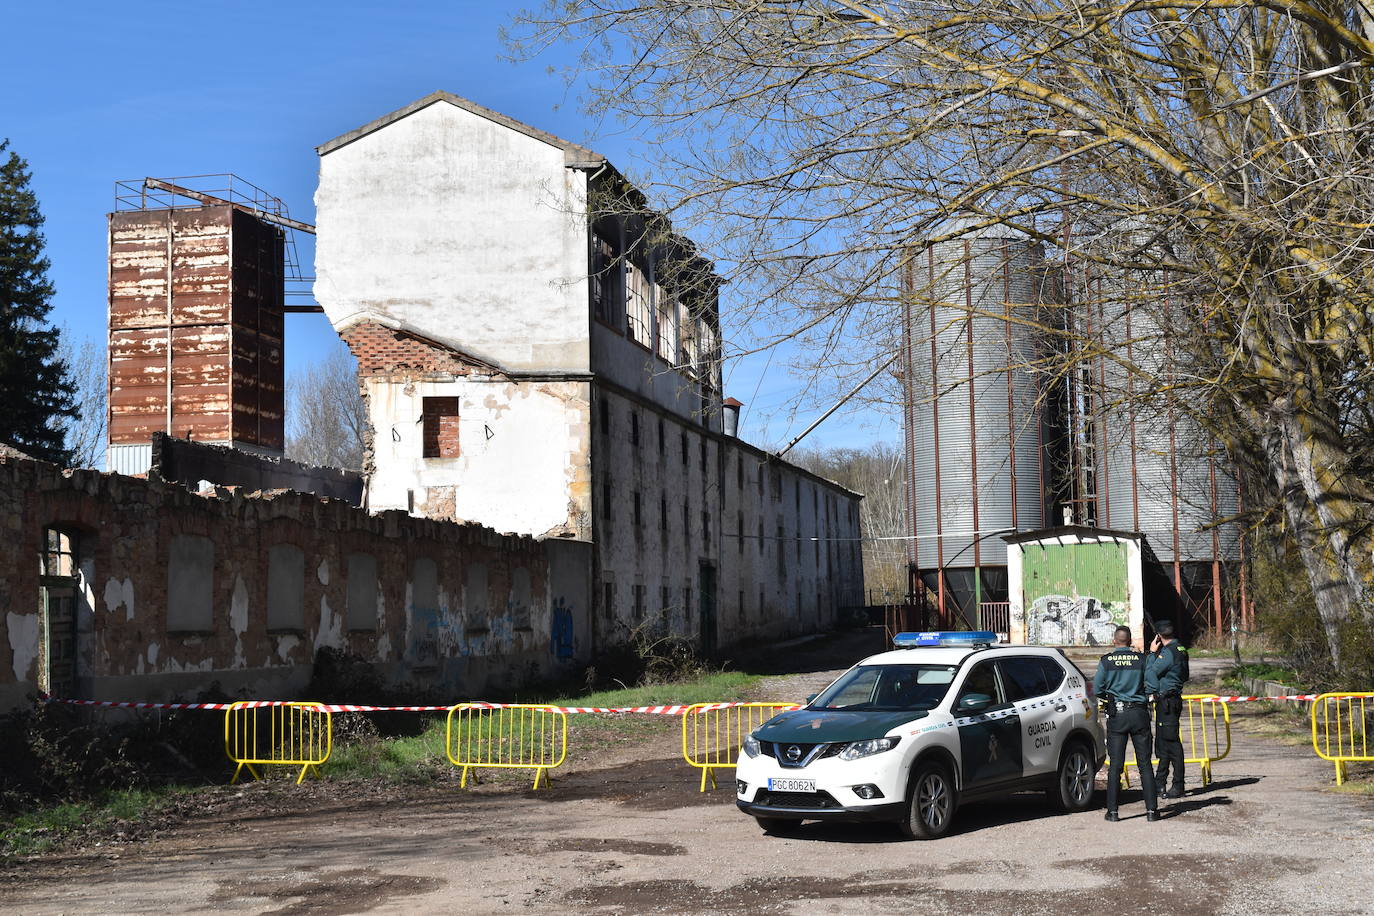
[735,631,1106,839]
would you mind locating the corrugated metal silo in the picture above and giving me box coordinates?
[904,221,1049,631]
[1079,252,1242,634]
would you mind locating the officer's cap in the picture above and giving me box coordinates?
[1156,620,1175,637]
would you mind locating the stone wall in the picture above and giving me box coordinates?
[0,455,591,713]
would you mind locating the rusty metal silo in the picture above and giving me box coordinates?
[106,176,308,474]
[1079,259,1243,636]
[903,221,1050,633]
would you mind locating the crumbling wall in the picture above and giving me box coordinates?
[151,433,365,503]
[0,454,591,712]
[341,320,593,539]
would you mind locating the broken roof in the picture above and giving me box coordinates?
[315,90,605,167]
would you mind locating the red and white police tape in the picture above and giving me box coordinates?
[37,695,800,715]
[1200,694,1322,703]
[38,694,1329,714]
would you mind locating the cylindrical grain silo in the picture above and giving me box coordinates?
[1078,244,1242,638]
[904,220,1049,632]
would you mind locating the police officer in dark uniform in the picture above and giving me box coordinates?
[1148,620,1190,798]
[1093,625,1160,821]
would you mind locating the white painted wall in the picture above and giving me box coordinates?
[364,376,591,537]
[315,100,592,372]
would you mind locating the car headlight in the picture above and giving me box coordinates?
[743,735,761,758]
[838,737,900,760]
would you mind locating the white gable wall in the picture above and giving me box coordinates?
[315,100,592,372]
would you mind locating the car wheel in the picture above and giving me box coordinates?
[755,816,801,833]
[1049,741,1097,812]
[898,761,956,840]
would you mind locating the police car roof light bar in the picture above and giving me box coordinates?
[893,631,999,648]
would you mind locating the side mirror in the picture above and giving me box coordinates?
[805,694,818,705]
[958,693,993,713]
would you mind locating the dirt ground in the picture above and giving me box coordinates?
[2,631,1372,915]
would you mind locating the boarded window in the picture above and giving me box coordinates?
[422,397,460,458]
[412,557,438,613]
[346,553,378,630]
[466,563,488,616]
[167,535,214,632]
[511,567,532,630]
[266,543,305,631]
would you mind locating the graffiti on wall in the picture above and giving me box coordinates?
[550,597,575,659]
[1027,593,1124,646]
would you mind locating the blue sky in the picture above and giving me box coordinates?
[3,0,895,452]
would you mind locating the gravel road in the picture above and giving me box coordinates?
[2,631,1370,915]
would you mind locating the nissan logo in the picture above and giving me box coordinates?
[786,745,802,762]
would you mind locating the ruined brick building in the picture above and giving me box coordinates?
[0,92,863,711]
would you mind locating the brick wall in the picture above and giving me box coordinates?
[341,320,482,377]
[0,455,591,711]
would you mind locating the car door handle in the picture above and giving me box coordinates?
[1054,704,1068,712]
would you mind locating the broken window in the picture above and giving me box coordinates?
[699,439,706,472]
[681,432,688,465]
[591,232,621,328]
[602,580,615,619]
[758,521,764,555]
[658,418,665,455]
[267,543,305,632]
[659,495,668,533]
[633,490,642,528]
[771,469,782,502]
[421,397,460,459]
[167,534,214,632]
[655,283,677,360]
[736,455,743,491]
[631,410,640,446]
[42,528,78,578]
[625,260,653,348]
[737,512,744,554]
[776,525,786,576]
[633,583,645,621]
[678,299,700,377]
[39,527,82,698]
[702,511,710,549]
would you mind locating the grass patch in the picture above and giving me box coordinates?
[325,716,450,782]
[326,670,766,780]
[0,787,185,858]
[1221,662,1303,689]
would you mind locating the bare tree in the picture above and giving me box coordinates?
[514,1,1374,667]
[286,347,366,470]
[57,328,106,469]
[790,444,906,598]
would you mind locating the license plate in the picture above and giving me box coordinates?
[768,778,816,792]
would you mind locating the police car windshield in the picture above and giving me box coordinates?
[811,664,959,711]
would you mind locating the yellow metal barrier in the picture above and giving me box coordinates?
[1119,694,1231,787]
[681,702,796,792]
[1311,692,1373,785]
[224,702,332,785]
[446,704,567,789]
